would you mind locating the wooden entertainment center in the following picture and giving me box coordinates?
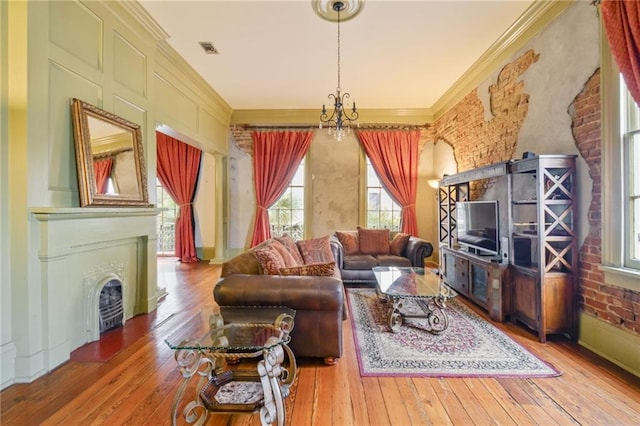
[437,155,578,342]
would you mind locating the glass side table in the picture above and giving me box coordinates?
[165,306,296,426]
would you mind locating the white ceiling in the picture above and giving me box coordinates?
[139,0,535,110]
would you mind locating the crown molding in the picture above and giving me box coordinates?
[231,108,433,125]
[102,1,169,42]
[432,0,574,120]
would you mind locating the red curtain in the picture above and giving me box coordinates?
[156,132,202,263]
[602,0,640,106]
[93,158,113,194]
[357,130,420,236]
[250,131,313,247]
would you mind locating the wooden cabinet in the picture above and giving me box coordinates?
[437,155,577,342]
[441,246,509,322]
[509,155,577,342]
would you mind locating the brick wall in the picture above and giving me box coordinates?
[432,49,540,174]
[430,49,539,200]
[569,69,640,334]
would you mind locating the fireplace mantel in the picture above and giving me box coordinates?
[18,207,161,380]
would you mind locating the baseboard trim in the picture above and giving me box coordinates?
[578,312,640,378]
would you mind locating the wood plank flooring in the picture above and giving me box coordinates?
[1,259,639,425]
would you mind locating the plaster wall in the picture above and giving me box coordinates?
[488,2,597,247]
[308,131,362,237]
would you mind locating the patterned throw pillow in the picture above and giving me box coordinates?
[279,262,335,276]
[269,239,299,268]
[274,234,305,266]
[296,235,334,264]
[357,226,390,255]
[335,231,360,255]
[253,245,286,275]
[389,232,411,256]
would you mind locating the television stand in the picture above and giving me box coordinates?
[440,246,510,322]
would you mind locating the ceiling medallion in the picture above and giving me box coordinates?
[312,0,364,23]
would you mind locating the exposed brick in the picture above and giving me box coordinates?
[569,68,640,335]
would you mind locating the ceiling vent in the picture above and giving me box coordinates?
[198,41,219,55]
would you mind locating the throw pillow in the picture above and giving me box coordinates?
[335,231,359,255]
[253,245,286,275]
[269,239,299,268]
[389,232,411,256]
[296,235,334,264]
[279,261,335,276]
[357,226,390,255]
[274,234,305,266]
[221,250,261,277]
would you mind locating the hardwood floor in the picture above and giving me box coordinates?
[1,259,639,425]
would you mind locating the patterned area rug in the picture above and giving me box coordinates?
[347,288,561,378]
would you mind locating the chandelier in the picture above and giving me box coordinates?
[317,0,362,141]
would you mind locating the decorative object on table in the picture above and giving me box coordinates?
[347,288,561,378]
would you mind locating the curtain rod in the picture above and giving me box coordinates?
[233,123,430,131]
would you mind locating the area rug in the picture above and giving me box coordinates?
[347,288,561,378]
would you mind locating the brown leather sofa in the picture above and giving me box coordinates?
[330,232,434,286]
[214,274,344,365]
[213,239,344,365]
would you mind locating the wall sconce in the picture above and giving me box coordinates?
[427,179,440,189]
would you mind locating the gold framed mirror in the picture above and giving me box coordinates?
[71,98,150,207]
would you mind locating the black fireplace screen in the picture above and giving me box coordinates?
[99,280,124,333]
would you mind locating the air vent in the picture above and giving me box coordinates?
[199,41,219,55]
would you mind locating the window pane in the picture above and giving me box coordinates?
[156,178,177,255]
[622,75,640,269]
[269,160,305,238]
[365,158,401,231]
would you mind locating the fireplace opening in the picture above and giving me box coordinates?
[99,279,124,334]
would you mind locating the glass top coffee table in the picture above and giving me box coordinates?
[373,266,456,333]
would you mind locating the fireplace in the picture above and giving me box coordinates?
[24,207,160,381]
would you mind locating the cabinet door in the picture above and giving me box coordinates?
[442,252,468,294]
[513,270,539,330]
[469,262,488,306]
[454,257,469,294]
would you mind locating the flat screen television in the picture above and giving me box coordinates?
[456,200,499,255]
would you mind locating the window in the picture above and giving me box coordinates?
[366,157,401,230]
[621,79,640,269]
[601,40,640,289]
[156,178,177,255]
[268,159,305,240]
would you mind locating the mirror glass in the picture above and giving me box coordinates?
[71,98,150,207]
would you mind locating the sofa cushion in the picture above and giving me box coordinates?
[279,261,335,276]
[335,231,359,255]
[221,250,261,277]
[389,232,411,256]
[269,239,299,268]
[253,245,286,275]
[274,234,305,266]
[343,254,378,270]
[357,227,390,255]
[376,254,412,267]
[297,235,334,264]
